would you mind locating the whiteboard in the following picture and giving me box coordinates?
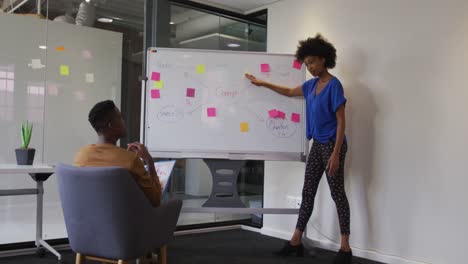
[144,48,307,161]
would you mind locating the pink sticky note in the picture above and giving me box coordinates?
[268,109,279,118]
[293,60,302,70]
[207,107,217,117]
[278,111,286,119]
[291,113,301,123]
[151,89,160,99]
[186,88,195,98]
[151,72,160,81]
[260,63,270,72]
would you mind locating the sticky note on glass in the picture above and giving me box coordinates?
[268,109,279,118]
[60,65,69,76]
[186,88,195,98]
[240,122,249,132]
[85,73,94,83]
[151,89,160,99]
[278,111,286,119]
[291,113,301,123]
[82,50,92,59]
[196,64,206,74]
[207,107,216,117]
[154,80,164,89]
[56,46,65,52]
[260,63,270,72]
[293,60,302,70]
[151,72,160,81]
[29,59,45,69]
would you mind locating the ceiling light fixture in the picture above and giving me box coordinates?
[39,45,47,50]
[170,21,175,25]
[227,43,240,48]
[97,18,113,23]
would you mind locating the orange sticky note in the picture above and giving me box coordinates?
[56,46,65,52]
[240,122,249,132]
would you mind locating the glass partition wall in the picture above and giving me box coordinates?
[0,0,267,247]
[0,0,136,246]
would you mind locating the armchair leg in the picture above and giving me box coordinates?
[158,245,167,264]
[76,253,84,264]
[75,253,128,264]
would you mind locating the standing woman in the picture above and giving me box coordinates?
[246,34,352,264]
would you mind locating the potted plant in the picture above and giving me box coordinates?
[15,121,35,165]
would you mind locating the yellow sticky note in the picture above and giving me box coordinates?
[60,65,69,76]
[154,80,164,89]
[240,122,249,132]
[196,64,206,74]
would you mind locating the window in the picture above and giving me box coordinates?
[26,83,45,122]
[0,67,15,121]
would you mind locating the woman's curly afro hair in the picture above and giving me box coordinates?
[295,34,337,69]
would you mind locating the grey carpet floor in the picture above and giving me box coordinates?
[0,229,385,264]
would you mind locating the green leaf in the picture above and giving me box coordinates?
[20,121,33,149]
[21,124,26,148]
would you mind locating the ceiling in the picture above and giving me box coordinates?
[4,0,276,28]
[192,0,279,13]
[4,0,270,51]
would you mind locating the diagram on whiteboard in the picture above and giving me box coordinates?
[144,48,306,160]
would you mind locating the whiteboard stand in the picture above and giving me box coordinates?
[202,159,246,208]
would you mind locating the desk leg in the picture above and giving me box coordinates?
[35,181,62,261]
[36,181,43,248]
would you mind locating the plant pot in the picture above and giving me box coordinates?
[15,148,35,165]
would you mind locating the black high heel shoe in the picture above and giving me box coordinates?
[333,249,353,264]
[273,241,304,257]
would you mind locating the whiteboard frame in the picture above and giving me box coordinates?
[142,47,308,161]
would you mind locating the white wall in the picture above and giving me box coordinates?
[262,1,468,263]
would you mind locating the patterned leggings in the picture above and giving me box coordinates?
[296,141,350,235]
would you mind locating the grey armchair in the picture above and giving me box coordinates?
[56,163,182,264]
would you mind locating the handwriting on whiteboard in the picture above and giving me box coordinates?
[157,105,184,123]
[216,87,240,98]
[267,119,297,138]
